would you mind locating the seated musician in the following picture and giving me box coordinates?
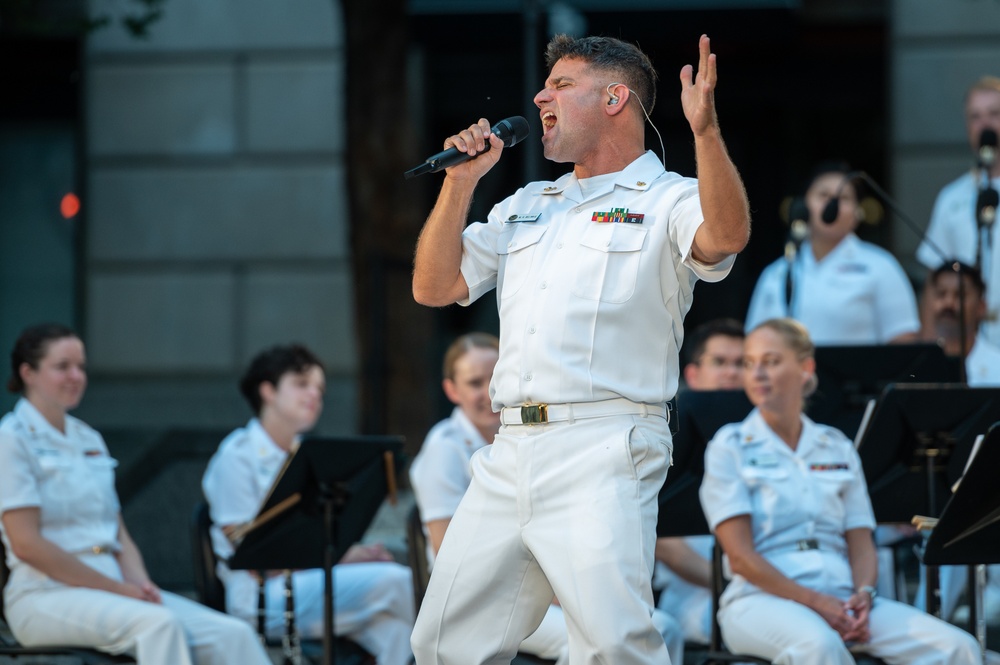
[700,318,980,664]
[0,323,270,665]
[202,343,414,665]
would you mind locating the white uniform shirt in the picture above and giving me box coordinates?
[745,234,919,345]
[966,336,1000,386]
[201,419,289,587]
[918,172,1000,347]
[0,399,122,602]
[459,151,735,410]
[409,407,489,524]
[700,408,875,608]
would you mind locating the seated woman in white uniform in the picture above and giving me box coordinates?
[202,343,414,665]
[744,162,919,345]
[700,318,980,665]
[0,323,270,665]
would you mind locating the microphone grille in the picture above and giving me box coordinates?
[494,116,530,148]
[981,128,999,149]
[821,198,839,224]
[980,128,998,168]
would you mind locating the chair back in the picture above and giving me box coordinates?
[405,505,430,611]
[191,501,226,612]
[0,540,9,623]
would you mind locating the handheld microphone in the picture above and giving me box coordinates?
[820,172,862,224]
[404,116,530,179]
[979,128,998,169]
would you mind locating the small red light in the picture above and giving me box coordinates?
[61,193,80,219]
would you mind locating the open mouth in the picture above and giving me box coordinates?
[541,111,556,132]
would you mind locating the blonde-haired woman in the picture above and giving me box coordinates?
[700,318,979,664]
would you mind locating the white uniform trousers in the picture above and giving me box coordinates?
[411,413,672,665]
[521,603,684,665]
[243,562,414,665]
[719,593,981,665]
[6,587,269,665]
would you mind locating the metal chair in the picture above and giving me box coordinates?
[404,505,430,611]
[697,541,888,665]
[0,541,135,663]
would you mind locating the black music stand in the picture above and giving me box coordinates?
[856,384,1000,618]
[228,435,404,665]
[657,390,753,537]
[810,344,960,439]
[925,422,1000,566]
[855,384,1000,524]
[924,422,1000,655]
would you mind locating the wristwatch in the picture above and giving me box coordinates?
[858,585,877,602]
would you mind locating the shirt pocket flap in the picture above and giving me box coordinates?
[85,456,119,469]
[742,466,789,481]
[579,223,647,253]
[497,224,548,255]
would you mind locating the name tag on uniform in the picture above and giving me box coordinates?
[837,263,868,274]
[747,453,780,468]
[507,214,541,223]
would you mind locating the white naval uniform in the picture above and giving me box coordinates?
[0,399,269,665]
[410,408,685,665]
[700,408,980,665]
[411,151,735,665]
[745,234,919,344]
[202,419,414,665]
[918,172,1000,347]
[967,335,1000,387]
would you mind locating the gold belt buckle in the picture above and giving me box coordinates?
[520,403,548,425]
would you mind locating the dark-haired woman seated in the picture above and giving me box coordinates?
[202,343,414,665]
[0,324,270,665]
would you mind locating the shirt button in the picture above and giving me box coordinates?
[540,281,548,289]
[605,240,611,247]
[574,207,582,213]
[528,326,536,334]
[556,242,563,249]
[524,373,533,381]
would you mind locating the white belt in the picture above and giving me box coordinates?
[500,397,668,426]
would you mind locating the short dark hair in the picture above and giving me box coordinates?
[7,323,79,394]
[684,318,745,367]
[801,160,865,200]
[544,34,658,115]
[239,344,325,416]
[928,261,986,297]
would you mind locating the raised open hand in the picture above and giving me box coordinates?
[680,34,720,138]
